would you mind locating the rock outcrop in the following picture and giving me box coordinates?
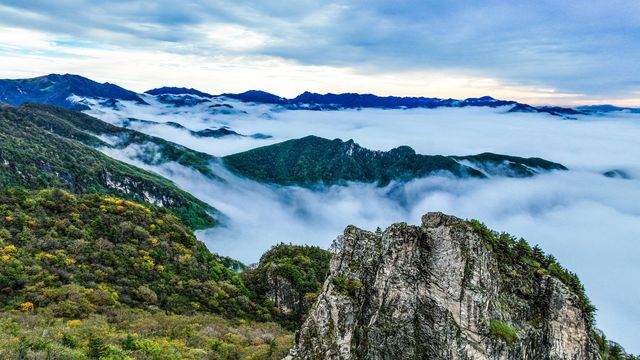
[242,244,332,324]
[286,212,601,359]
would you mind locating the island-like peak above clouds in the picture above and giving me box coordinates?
[0,73,146,110]
[223,135,567,186]
[219,90,289,104]
[145,86,214,98]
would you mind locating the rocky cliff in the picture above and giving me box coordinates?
[286,212,601,359]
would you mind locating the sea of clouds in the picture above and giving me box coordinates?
[88,95,640,352]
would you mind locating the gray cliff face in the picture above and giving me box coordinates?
[287,212,601,360]
[263,266,310,317]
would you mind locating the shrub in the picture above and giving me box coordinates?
[488,320,518,345]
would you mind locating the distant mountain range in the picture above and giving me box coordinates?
[0,74,145,110]
[1,74,637,116]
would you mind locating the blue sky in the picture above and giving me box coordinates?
[1,0,639,105]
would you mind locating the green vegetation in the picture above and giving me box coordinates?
[452,152,567,177]
[488,320,518,345]
[224,135,481,186]
[331,276,362,299]
[468,220,596,326]
[0,104,215,229]
[595,332,640,360]
[223,135,566,186]
[0,188,293,359]
[242,244,332,327]
[28,103,218,179]
[0,188,246,315]
[0,309,292,359]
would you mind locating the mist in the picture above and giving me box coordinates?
[90,96,640,352]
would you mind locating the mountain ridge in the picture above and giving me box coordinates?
[0,74,145,110]
[223,135,568,186]
[2,74,636,115]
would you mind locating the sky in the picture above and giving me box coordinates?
[1,1,640,105]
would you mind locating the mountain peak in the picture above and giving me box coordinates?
[0,73,145,109]
[220,90,288,104]
[287,214,601,359]
[145,86,214,98]
[223,136,566,186]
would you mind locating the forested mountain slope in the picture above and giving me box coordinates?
[0,104,214,229]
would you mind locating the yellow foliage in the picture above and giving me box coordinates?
[156,265,165,272]
[66,319,82,326]
[3,245,17,252]
[1,255,11,261]
[4,215,12,222]
[178,253,192,264]
[25,281,45,292]
[65,258,77,265]
[19,302,34,312]
[116,205,126,212]
[36,252,55,260]
[98,283,120,302]
[27,219,37,226]
[150,237,159,247]
[103,196,123,205]
[149,224,157,232]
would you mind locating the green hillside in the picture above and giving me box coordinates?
[0,188,292,359]
[223,135,566,186]
[0,104,215,229]
[0,188,243,315]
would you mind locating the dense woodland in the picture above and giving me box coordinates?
[0,188,293,359]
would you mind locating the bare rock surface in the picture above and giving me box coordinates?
[286,212,601,360]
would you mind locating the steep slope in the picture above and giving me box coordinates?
[223,136,567,186]
[20,103,218,179]
[0,188,243,315]
[0,104,215,229]
[0,74,145,110]
[242,244,332,327]
[288,213,601,359]
[0,189,294,359]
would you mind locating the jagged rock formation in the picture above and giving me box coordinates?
[287,213,601,359]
